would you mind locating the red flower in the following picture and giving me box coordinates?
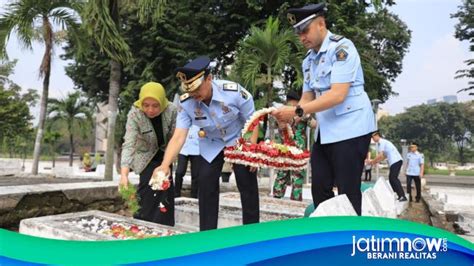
[160,206,168,213]
[162,179,170,190]
[130,225,140,233]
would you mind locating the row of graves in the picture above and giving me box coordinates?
[14,177,407,241]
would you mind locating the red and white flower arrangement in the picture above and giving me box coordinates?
[224,107,310,170]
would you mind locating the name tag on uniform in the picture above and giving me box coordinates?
[195,116,207,120]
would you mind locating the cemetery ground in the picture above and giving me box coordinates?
[0,157,473,242]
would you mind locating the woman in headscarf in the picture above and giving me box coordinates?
[119,82,177,225]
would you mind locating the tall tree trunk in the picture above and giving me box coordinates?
[104,60,121,180]
[31,68,50,175]
[32,16,52,175]
[52,147,56,168]
[69,133,74,167]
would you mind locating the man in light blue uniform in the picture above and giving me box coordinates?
[406,142,424,202]
[371,132,407,201]
[174,125,200,198]
[155,56,259,231]
[273,3,376,215]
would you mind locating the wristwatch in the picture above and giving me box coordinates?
[295,105,304,117]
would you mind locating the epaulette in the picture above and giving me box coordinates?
[180,93,190,103]
[223,83,238,91]
[329,34,344,42]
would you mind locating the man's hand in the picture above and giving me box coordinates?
[271,106,296,122]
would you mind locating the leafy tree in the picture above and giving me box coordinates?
[451,0,474,95]
[233,17,303,108]
[0,0,81,174]
[43,129,61,168]
[0,60,37,157]
[78,0,166,180]
[62,0,410,168]
[379,102,474,166]
[48,91,92,166]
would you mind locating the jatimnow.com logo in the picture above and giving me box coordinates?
[351,235,448,260]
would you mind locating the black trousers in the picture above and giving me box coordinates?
[174,154,199,198]
[196,151,259,231]
[406,175,421,201]
[311,133,371,216]
[364,169,372,181]
[388,160,405,198]
[135,160,174,226]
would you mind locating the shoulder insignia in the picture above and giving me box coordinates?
[240,88,250,100]
[180,93,190,103]
[336,48,348,61]
[223,83,238,91]
[329,34,344,42]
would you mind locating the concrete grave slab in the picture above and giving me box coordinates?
[20,210,190,240]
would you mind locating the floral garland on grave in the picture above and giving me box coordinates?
[149,171,171,213]
[224,107,310,171]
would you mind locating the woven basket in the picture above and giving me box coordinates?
[224,107,310,170]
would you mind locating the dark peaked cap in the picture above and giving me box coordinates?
[176,56,211,92]
[287,3,327,33]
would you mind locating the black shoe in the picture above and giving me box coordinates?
[398,196,408,202]
[415,198,421,203]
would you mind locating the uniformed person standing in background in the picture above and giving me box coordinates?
[272,3,376,215]
[155,56,260,231]
[405,142,424,202]
[371,132,408,201]
[174,125,200,198]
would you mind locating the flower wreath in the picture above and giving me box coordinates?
[224,107,310,170]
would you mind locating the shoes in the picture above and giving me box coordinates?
[416,198,421,203]
[398,196,408,202]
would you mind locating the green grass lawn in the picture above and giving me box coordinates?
[425,168,474,176]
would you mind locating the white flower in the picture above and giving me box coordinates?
[149,170,169,191]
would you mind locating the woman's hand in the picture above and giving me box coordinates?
[119,175,129,191]
[153,165,171,179]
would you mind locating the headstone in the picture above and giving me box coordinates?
[53,166,74,178]
[220,192,307,217]
[19,210,189,240]
[175,197,300,230]
[362,188,385,217]
[373,177,397,218]
[95,164,106,175]
[310,194,357,217]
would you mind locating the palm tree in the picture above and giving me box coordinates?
[233,17,304,109]
[0,0,82,174]
[48,92,92,166]
[81,0,166,180]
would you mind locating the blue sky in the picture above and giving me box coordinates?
[1,0,472,119]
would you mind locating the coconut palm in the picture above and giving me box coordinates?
[48,91,92,167]
[0,0,82,174]
[233,16,304,108]
[81,0,166,180]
